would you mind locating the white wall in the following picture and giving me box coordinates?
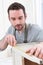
[0,0,4,39]
[35,0,43,29]
[41,0,43,28]
[35,0,42,28]
[0,0,36,39]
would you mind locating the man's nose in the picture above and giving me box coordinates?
[16,20,20,24]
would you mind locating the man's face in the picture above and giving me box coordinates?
[8,9,26,31]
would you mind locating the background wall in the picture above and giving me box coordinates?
[41,0,43,27]
[35,0,42,28]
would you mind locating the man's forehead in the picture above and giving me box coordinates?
[9,9,24,14]
[9,9,24,17]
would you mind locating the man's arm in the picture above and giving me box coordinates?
[0,26,16,50]
[26,25,43,59]
[0,37,8,50]
[0,34,16,51]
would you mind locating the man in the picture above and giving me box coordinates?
[0,2,43,59]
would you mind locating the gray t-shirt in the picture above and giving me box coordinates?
[6,24,43,43]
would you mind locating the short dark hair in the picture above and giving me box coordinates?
[7,2,26,16]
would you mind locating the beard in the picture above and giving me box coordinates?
[15,24,24,31]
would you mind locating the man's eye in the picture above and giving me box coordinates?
[19,17,22,20]
[11,18,16,20]
[12,18,16,20]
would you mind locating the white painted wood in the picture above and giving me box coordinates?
[12,43,43,65]
[0,57,13,65]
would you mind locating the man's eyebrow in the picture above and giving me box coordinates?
[11,17,15,19]
[19,16,23,18]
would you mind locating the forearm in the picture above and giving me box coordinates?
[0,38,8,50]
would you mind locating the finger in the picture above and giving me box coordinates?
[38,50,43,59]
[13,39,17,46]
[10,37,13,46]
[38,54,43,59]
[7,36,11,44]
[26,47,32,53]
[34,48,41,57]
[26,46,37,55]
[29,47,37,55]
[12,37,17,46]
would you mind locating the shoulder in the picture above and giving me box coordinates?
[6,25,15,35]
[27,24,43,35]
[27,24,42,31]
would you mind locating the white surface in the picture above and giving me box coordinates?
[0,45,12,59]
[0,45,14,65]
[0,46,13,65]
[12,43,43,65]
[0,57,13,65]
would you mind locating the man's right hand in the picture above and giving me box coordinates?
[5,34,17,46]
[0,34,16,50]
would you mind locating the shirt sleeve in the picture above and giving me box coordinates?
[27,24,43,42]
[6,26,15,35]
[32,25,43,42]
[36,29,43,42]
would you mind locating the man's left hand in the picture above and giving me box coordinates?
[26,42,43,59]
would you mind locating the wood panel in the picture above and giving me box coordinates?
[24,58,43,65]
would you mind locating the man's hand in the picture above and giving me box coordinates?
[5,34,17,46]
[26,42,43,59]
